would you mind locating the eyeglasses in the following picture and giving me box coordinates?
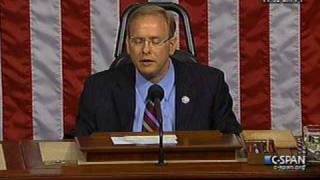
[128,36,171,47]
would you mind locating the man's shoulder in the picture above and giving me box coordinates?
[174,60,224,77]
[86,69,113,86]
[87,63,134,83]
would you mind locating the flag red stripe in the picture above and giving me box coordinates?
[120,0,147,18]
[179,0,208,65]
[1,0,33,140]
[301,0,320,126]
[239,0,271,130]
[61,0,92,135]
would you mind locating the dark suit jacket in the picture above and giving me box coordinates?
[75,60,242,136]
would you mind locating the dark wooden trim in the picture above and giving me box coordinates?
[2,141,25,170]
[20,140,44,169]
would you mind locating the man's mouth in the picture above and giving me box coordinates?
[140,59,154,66]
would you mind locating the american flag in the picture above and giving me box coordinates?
[0,0,319,140]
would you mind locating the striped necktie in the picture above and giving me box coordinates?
[142,100,159,132]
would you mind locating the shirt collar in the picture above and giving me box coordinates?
[136,59,175,102]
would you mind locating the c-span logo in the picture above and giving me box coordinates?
[264,155,306,171]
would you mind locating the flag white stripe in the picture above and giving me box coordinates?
[30,0,63,139]
[235,0,241,124]
[91,0,120,73]
[208,0,241,122]
[270,3,302,135]
[297,5,302,135]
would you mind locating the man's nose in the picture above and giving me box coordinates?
[142,40,151,54]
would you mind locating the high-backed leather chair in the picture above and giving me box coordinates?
[110,2,198,69]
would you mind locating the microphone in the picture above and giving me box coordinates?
[147,84,165,166]
[147,84,164,102]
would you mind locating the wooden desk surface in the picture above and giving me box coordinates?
[3,161,320,180]
[0,141,319,179]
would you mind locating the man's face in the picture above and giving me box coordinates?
[126,14,177,83]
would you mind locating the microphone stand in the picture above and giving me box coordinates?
[154,98,165,166]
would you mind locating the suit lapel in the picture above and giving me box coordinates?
[114,64,135,131]
[174,61,197,130]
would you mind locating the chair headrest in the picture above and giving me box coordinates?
[109,49,197,69]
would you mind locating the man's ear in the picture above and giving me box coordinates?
[126,38,130,55]
[169,37,178,55]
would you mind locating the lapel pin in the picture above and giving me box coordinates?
[181,96,190,104]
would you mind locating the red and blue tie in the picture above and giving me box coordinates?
[142,100,159,132]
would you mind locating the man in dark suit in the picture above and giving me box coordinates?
[75,4,242,136]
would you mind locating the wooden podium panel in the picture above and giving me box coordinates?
[0,132,319,179]
[76,131,242,162]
